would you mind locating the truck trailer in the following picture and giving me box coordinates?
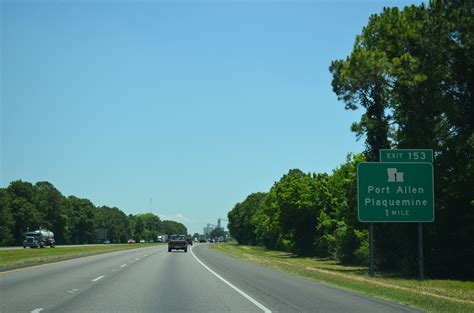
[157,234,168,243]
[23,229,56,248]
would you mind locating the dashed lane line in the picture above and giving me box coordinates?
[92,275,104,282]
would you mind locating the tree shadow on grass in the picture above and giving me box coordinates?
[272,253,369,275]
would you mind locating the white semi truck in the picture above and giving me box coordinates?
[23,229,56,248]
[157,234,168,243]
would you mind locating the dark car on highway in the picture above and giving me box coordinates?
[168,234,188,252]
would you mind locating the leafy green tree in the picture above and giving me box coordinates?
[0,189,15,245]
[96,206,130,243]
[209,227,225,239]
[327,154,368,264]
[328,154,365,227]
[161,220,187,235]
[333,221,369,265]
[65,196,97,244]
[139,213,162,240]
[330,44,391,161]
[312,173,339,257]
[134,216,145,240]
[127,214,136,239]
[7,180,36,203]
[34,182,68,244]
[228,192,266,245]
[251,188,282,250]
[271,169,318,256]
[422,0,474,279]
[7,181,43,244]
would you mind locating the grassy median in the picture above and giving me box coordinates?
[0,244,165,271]
[210,242,474,313]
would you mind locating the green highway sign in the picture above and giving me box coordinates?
[357,162,434,222]
[379,149,433,163]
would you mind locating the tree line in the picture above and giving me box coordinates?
[0,180,187,245]
[228,1,473,279]
[228,156,368,262]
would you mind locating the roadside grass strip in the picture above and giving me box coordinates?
[210,243,474,313]
[0,243,165,271]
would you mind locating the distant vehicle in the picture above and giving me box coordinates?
[127,239,136,244]
[148,239,154,243]
[139,239,145,243]
[199,235,207,243]
[186,237,193,245]
[103,240,111,244]
[168,234,187,252]
[157,234,168,243]
[23,229,55,248]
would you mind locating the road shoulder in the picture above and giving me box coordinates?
[194,244,420,313]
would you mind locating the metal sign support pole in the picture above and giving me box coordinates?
[418,223,424,280]
[369,223,375,277]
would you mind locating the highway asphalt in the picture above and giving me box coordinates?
[0,244,420,313]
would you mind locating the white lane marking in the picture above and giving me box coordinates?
[92,275,104,282]
[67,288,78,293]
[144,254,148,257]
[31,308,43,313]
[135,258,140,261]
[120,264,127,268]
[190,246,271,313]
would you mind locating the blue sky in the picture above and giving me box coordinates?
[1,0,420,234]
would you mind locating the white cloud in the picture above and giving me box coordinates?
[160,213,191,224]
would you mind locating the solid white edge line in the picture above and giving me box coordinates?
[190,245,272,313]
[31,308,43,313]
[92,275,104,282]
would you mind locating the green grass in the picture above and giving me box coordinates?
[0,243,165,270]
[210,242,474,313]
